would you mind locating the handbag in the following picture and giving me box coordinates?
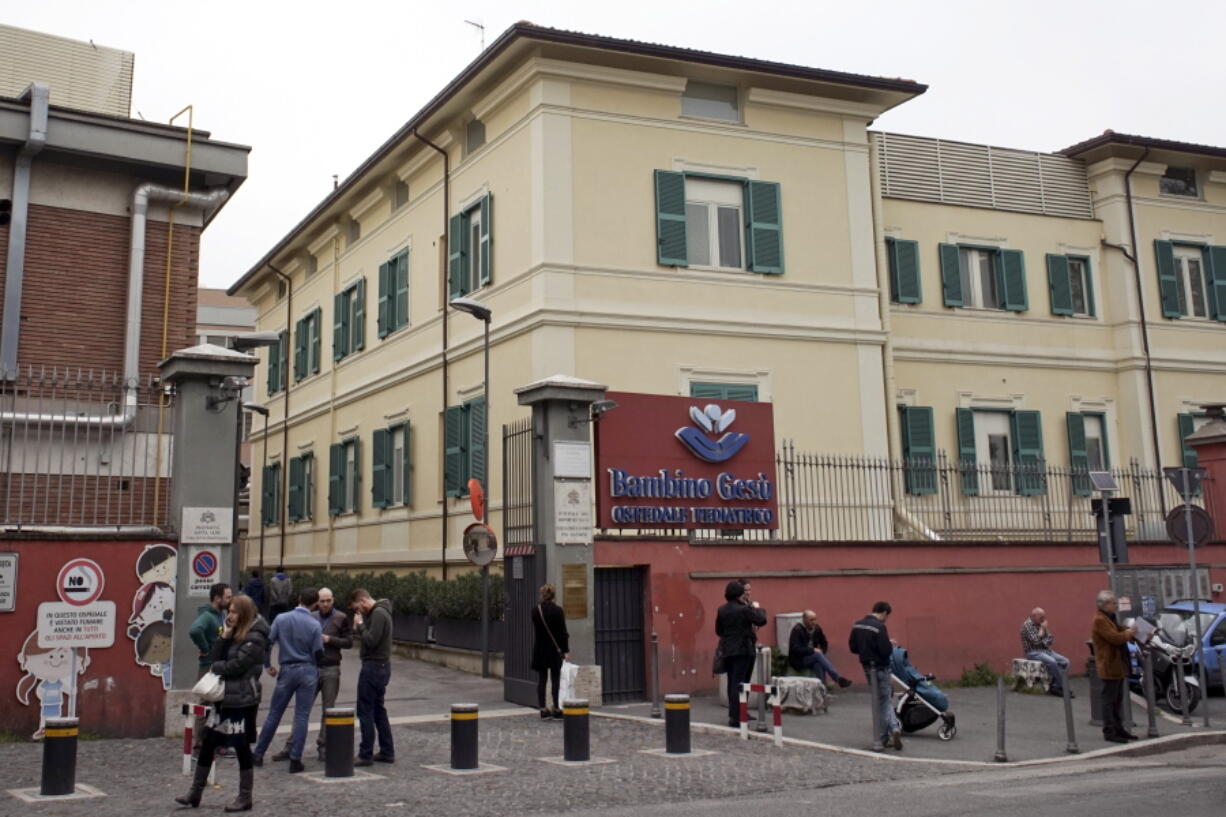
[712,642,727,675]
[192,670,225,703]
[537,604,564,657]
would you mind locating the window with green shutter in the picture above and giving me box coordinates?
[468,397,487,493]
[371,428,391,509]
[1066,412,1090,496]
[654,171,784,274]
[1207,245,1226,321]
[899,405,936,495]
[266,331,287,395]
[1155,240,1182,318]
[333,279,365,361]
[939,244,963,307]
[997,249,1028,312]
[654,170,688,267]
[447,196,492,299]
[288,453,314,521]
[1179,413,1200,469]
[745,180,783,274]
[295,310,322,379]
[372,424,410,508]
[1046,254,1096,318]
[328,439,359,515]
[443,399,485,497]
[887,238,921,304]
[261,462,281,526]
[1011,410,1046,495]
[689,382,759,401]
[955,407,978,495]
[378,251,410,338]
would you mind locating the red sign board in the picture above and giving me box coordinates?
[596,391,778,529]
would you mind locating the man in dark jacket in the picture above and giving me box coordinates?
[350,588,394,765]
[268,568,293,622]
[1091,590,1136,743]
[274,587,353,762]
[789,610,852,688]
[243,571,266,614]
[849,600,901,750]
[715,580,767,728]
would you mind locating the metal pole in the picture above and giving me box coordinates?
[1176,653,1192,726]
[480,564,490,678]
[1142,647,1159,738]
[649,632,661,719]
[868,665,883,752]
[1102,491,1116,597]
[232,401,244,591]
[1184,492,1212,727]
[994,676,1007,762]
[755,645,768,733]
[1061,675,1079,753]
[258,411,268,581]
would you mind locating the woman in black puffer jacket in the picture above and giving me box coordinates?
[176,594,266,812]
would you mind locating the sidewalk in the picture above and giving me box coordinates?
[612,675,1215,764]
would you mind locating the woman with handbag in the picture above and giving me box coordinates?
[715,580,766,728]
[176,594,267,811]
[530,584,569,720]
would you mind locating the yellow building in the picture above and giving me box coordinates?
[230,24,1225,569]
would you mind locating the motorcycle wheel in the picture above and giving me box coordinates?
[1165,682,1201,715]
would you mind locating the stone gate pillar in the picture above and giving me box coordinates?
[158,344,256,733]
[515,376,607,696]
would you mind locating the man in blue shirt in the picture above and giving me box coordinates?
[253,587,323,773]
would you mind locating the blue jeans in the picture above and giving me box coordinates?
[1025,649,1069,692]
[798,652,843,684]
[357,662,393,760]
[864,666,900,742]
[254,663,318,761]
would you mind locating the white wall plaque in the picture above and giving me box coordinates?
[181,507,233,544]
[554,479,593,545]
[0,552,16,612]
[37,601,116,648]
[553,441,592,479]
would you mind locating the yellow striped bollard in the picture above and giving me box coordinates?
[324,707,355,778]
[450,703,479,770]
[40,717,79,796]
[664,694,691,754]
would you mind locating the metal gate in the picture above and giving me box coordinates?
[502,417,541,707]
[594,567,646,703]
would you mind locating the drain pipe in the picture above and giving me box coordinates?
[266,262,292,570]
[1103,147,1163,474]
[1,83,49,380]
[412,128,451,580]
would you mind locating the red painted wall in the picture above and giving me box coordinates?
[595,538,1226,693]
[0,538,177,740]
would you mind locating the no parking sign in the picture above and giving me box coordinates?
[188,546,223,597]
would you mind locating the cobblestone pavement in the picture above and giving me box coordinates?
[2,714,962,817]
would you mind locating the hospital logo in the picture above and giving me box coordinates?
[675,404,751,463]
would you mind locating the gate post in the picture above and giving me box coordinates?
[514,377,608,686]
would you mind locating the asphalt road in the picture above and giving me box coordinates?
[534,745,1226,817]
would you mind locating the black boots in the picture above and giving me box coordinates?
[223,768,254,812]
[175,761,210,808]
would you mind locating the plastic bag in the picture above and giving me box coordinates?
[192,671,225,702]
[558,660,579,706]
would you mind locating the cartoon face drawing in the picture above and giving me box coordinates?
[127,581,174,638]
[135,621,173,666]
[16,631,90,739]
[135,544,176,586]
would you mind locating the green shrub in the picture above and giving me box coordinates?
[955,661,1000,687]
[285,568,503,621]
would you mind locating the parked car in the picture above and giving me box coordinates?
[1156,601,1226,690]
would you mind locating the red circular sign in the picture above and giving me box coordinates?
[56,558,105,606]
[193,551,218,579]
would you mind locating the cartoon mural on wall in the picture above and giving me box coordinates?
[16,631,91,740]
[127,544,176,688]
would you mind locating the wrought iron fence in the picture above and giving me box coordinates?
[0,368,174,530]
[501,416,535,548]
[604,440,1214,544]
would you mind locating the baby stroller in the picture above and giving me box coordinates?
[889,646,956,741]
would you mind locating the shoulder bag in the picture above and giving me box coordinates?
[537,604,564,657]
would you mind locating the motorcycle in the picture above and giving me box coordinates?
[1126,617,1201,714]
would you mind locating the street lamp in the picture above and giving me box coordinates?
[449,296,492,677]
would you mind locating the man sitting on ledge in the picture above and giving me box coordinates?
[789,610,852,688]
[1020,607,1072,698]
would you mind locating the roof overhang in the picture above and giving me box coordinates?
[1060,131,1226,165]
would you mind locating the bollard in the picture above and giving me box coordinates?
[754,646,769,733]
[868,666,884,752]
[1085,655,1103,726]
[450,703,479,771]
[649,633,662,719]
[1061,677,1079,754]
[1175,655,1192,726]
[562,698,590,762]
[1121,669,1135,734]
[40,717,78,797]
[993,676,1007,763]
[324,707,355,778]
[664,694,691,755]
[1142,648,1160,738]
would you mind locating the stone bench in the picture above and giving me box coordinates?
[772,675,829,715]
[1011,658,1051,691]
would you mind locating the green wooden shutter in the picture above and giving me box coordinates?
[287,456,303,521]
[899,406,937,495]
[402,420,412,507]
[377,261,390,338]
[1066,412,1090,496]
[333,292,347,360]
[1205,246,1226,322]
[371,428,390,508]
[1046,254,1073,316]
[328,443,343,516]
[998,249,1028,311]
[478,194,492,287]
[261,464,275,525]
[723,384,759,402]
[654,170,688,267]
[689,382,724,399]
[746,180,783,274]
[311,308,322,373]
[448,213,464,299]
[1179,413,1199,469]
[350,438,361,511]
[277,331,288,391]
[395,250,410,331]
[294,316,308,380]
[956,407,978,496]
[1155,240,1182,318]
[1011,410,1046,495]
[468,397,487,491]
[940,243,963,307]
[889,238,921,304]
[352,279,365,351]
[266,338,280,394]
[444,405,465,497]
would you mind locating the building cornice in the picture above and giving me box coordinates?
[306,225,341,258]
[745,87,880,119]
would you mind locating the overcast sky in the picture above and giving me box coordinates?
[8,0,1225,290]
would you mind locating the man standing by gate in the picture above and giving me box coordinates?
[273,587,351,762]
[350,588,395,766]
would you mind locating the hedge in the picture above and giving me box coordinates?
[282,569,504,622]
